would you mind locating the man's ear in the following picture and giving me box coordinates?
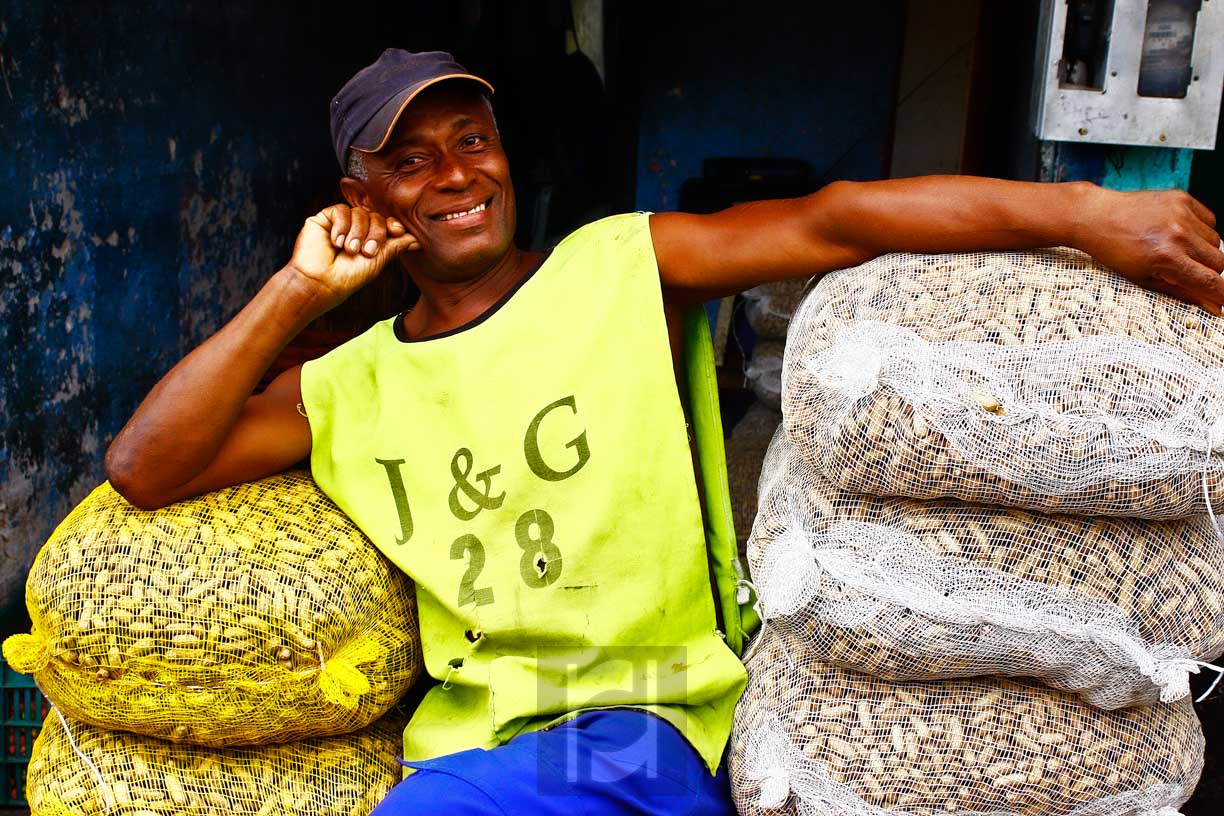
[340,177,372,210]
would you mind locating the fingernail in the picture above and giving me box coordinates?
[363,240,378,255]
[348,238,360,252]
[334,235,345,247]
[389,220,402,230]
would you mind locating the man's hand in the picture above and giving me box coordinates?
[288,204,420,309]
[1072,187,1224,315]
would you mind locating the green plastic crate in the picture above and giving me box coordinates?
[2,658,48,807]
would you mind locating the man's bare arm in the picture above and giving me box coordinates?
[651,177,1224,312]
[105,206,419,510]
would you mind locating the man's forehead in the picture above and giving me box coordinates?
[382,88,494,148]
[385,115,483,148]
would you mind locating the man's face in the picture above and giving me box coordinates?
[355,83,516,280]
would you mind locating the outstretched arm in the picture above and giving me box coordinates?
[651,177,1224,312]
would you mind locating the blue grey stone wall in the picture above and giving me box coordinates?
[0,2,352,626]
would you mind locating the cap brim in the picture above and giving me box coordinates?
[351,74,495,155]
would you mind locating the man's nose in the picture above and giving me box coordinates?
[434,151,475,190]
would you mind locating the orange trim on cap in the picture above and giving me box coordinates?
[353,73,496,155]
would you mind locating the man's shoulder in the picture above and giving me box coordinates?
[549,212,655,260]
[301,318,392,380]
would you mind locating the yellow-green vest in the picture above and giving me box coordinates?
[301,213,750,773]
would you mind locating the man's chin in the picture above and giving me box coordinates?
[421,241,512,281]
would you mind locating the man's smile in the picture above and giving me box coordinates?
[431,197,494,226]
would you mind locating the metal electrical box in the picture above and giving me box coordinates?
[1034,0,1224,148]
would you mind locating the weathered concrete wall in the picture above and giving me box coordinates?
[0,2,352,627]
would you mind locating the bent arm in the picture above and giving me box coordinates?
[104,268,322,509]
[652,177,1224,312]
[105,204,414,510]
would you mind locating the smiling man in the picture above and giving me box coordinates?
[105,49,1224,815]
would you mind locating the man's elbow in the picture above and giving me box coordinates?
[104,443,168,511]
[804,180,879,270]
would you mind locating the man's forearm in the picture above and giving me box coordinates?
[104,266,326,494]
[820,176,1093,263]
[654,177,1099,297]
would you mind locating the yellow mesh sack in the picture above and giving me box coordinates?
[26,710,405,816]
[2,471,422,746]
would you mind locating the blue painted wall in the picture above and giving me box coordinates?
[634,1,905,211]
[1039,142,1195,191]
[0,2,358,625]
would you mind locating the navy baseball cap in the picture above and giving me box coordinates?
[330,49,494,172]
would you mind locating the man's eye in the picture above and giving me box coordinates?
[398,157,424,169]
[461,135,486,148]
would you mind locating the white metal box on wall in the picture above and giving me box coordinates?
[1034,0,1224,148]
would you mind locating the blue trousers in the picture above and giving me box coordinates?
[370,709,735,815]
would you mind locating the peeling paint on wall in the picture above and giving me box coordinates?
[177,139,285,352]
[1039,141,1195,192]
[0,2,346,627]
[0,161,101,619]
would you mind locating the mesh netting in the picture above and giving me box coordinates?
[782,248,1224,517]
[749,429,1224,709]
[2,472,422,746]
[26,709,405,816]
[744,278,812,340]
[729,627,1204,816]
[747,341,785,410]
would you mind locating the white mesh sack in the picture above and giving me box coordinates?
[748,430,1224,709]
[782,248,1224,518]
[729,627,1204,816]
[744,278,812,340]
[747,341,785,410]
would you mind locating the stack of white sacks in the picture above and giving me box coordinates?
[742,278,811,409]
[729,248,1224,816]
[729,279,814,558]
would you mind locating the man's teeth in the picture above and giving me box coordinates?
[441,202,487,221]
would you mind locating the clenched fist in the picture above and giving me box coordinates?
[287,204,420,309]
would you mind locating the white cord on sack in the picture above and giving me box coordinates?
[1193,662,1224,703]
[53,705,114,816]
[1147,655,1224,703]
[1202,423,1224,546]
